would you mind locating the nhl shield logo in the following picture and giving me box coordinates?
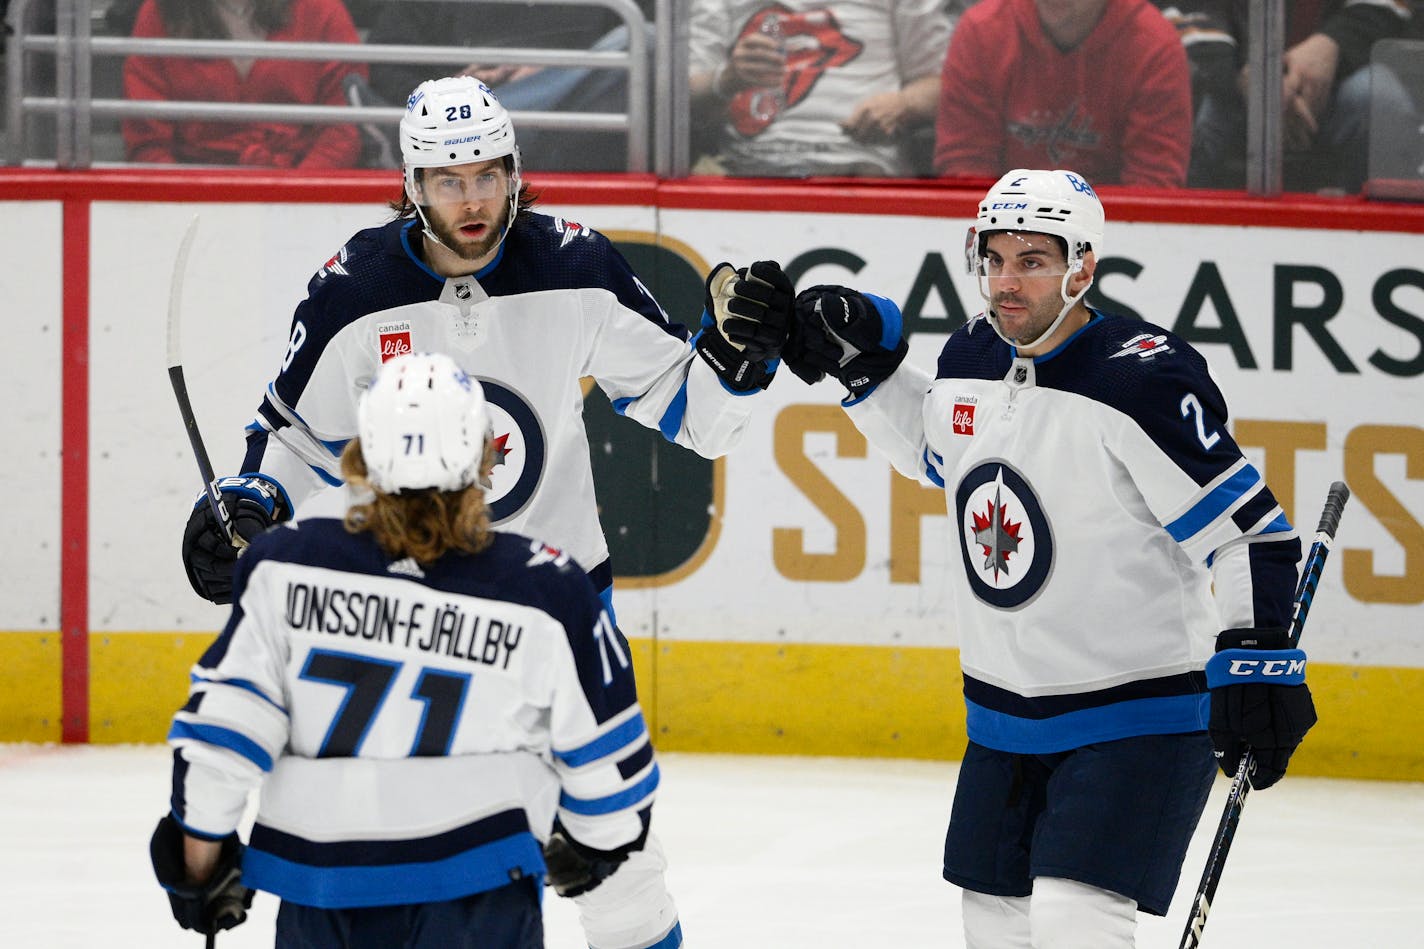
[955,461,1054,610]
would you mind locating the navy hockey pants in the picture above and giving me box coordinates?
[273,877,542,948]
[942,733,1216,916]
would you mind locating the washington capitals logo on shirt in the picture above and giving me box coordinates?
[1109,333,1174,360]
[956,461,1054,610]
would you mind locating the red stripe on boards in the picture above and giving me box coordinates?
[61,199,89,744]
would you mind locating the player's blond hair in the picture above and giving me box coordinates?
[340,438,494,562]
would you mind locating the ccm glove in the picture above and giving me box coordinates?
[543,825,628,898]
[181,475,289,605]
[1206,627,1318,790]
[791,285,908,399]
[149,814,253,935]
[695,260,793,390]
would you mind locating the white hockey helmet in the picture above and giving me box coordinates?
[357,352,492,494]
[968,169,1106,349]
[400,77,523,223]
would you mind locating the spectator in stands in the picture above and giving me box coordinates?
[365,1,655,172]
[122,0,365,168]
[933,0,1193,187]
[1189,0,1419,192]
[687,0,951,177]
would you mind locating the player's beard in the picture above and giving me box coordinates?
[992,289,1062,347]
[428,199,511,262]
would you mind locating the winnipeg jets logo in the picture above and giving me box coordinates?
[1110,333,1174,359]
[971,482,1022,580]
[317,245,349,279]
[479,380,547,523]
[956,461,1054,610]
[555,217,591,248]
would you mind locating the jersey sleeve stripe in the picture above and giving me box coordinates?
[657,380,690,442]
[190,673,287,713]
[923,448,945,487]
[559,762,660,815]
[167,720,274,773]
[1164,461,1260,543]
[554,711,648,768]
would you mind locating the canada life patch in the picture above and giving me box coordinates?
[953,400,976,436]
[376,320,413,363]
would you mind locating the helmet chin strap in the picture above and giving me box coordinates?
[408,172,521,268]
[982,267,1092,352]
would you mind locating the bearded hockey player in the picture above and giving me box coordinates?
[781,168,1316,949]
[176,77,792,948]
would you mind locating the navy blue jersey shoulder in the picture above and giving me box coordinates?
[240,518,600,631]
[936,316,1014,382]
[1034,312,1229,431]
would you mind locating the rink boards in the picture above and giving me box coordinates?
[1,171,1421,780]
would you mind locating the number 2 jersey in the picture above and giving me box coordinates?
[847,309,1302,754]
[167,488,657,908]
[242,210,758,591]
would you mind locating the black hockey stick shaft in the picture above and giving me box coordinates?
[1177,480,1350,949]
[166,216,242,548]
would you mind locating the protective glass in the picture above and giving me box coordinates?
[414,167,509,206]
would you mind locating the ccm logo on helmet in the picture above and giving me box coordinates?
[990,202,1028,210]
[1226,658,1307,677]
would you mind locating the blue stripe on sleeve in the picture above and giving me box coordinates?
[610,396,635,416]
[1166,465,1260,543]
[923,448,945,488]
[242,832,545,910]
[554,713,648,768]
[190,673,288,713]
[658,381,690,442]
[560,763,660,815]
[167,720,274,772]
[964,694,1209,754]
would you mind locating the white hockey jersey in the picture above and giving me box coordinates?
[167,488,657,909]
[242,211,758,593]
[848,310,1302,754]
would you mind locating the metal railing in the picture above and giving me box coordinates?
[6,0,667,172]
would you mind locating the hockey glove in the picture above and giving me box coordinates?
[695,260,793,391]
[149,814,253,935]
[181,475,289,605]
[1206,628,1318,790]
[543,826,628,898]
[792,286,908,400]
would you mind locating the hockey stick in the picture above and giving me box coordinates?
[1177,480,1351,948]
[166,215,245,549]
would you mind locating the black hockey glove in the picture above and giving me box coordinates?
[149,814,253,935]
[1205,628,1318,790]
[543,826,628,898]
[181,475,289,605]
[695,260,793,391]
[791,285,908,399]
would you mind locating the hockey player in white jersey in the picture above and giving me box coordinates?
[781,169,1317,948]
[178,75,795,948]
[152,352,674,948]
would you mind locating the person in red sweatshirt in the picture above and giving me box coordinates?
[933,0,1192,187]
[122,0,365,168]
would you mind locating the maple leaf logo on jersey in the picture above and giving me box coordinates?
[1109,333,1174,360]
[492,432,513,469]
[728,5,864,137]
[971,485,1022,580]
